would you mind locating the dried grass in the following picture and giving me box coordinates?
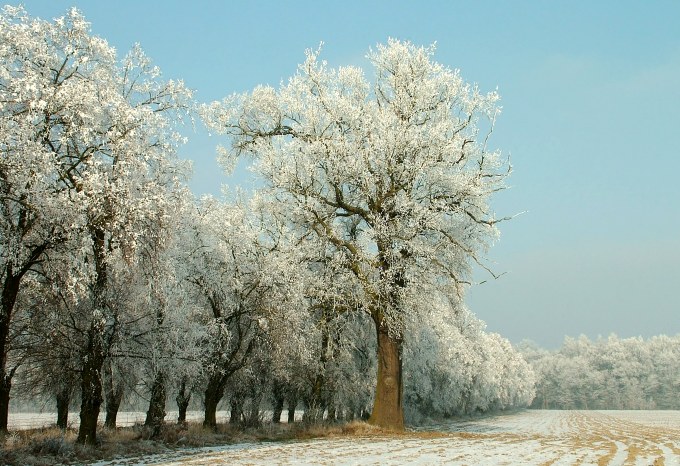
[1,427,78,465]
[1,419,441,465]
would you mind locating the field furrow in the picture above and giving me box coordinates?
[83,410,680,465]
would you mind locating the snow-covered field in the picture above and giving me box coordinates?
[84,410,680,466]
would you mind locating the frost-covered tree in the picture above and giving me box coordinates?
[404,299,534,420]
[203,39,509,429]
[0,6,192,442]
[521,334,680,410]
[176,196,298,429]
[9,274,82,429]
[125,191,197,436]
[0,6,79,432]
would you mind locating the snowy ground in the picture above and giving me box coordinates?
[82,410,680,466]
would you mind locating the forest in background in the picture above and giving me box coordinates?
[521,334,680,410]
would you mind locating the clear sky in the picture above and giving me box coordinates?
[17,1,680,348]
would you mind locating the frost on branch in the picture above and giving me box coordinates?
[2,8,535,436]
[0,5,193,440]
[204,39,513,429]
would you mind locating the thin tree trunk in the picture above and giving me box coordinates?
[144,371,166,437]
[176,378,191,425]
[229,396,243,425]
[368,322,404,430]
[0,371,11,435]
[0,273,21,434]
[326,402,336,423]
[104,362,123,429]
[272,401,284,423]
[303,341,327,425]
[56,386,71,430]
[104,393,122,428]
[271,381,285,424]
[287,398,296,424]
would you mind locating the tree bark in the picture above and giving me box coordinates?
[103,362,123,429]
[368,322,404,430]
[56,386,71,430]
[243,399,261,428]
[287,399,296,424]
[229,395,243,425]
[271,380,285,424]
[77,226,113,445]
[104,394,122,428]
[0,273,21,434]
[144,371,166,437]
[176,378,191,425]
[0,371,11,434]
[77,333,105,445]
[326,402,336,423]
[203,376,224,428]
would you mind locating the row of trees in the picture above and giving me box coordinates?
[521,334,680,410]
[1,6,535,445]
[0,5,194,444]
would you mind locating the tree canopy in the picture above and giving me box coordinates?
[203,39,512,429]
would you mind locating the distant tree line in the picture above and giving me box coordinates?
[520,334,680,410]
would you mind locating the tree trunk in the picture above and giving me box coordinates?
[77,226,114,445]
[243,399,261,428]
[229,396,243,425]
[0,273,21,434]
[327,402,336,423]
[272,402,283,423]
[271,381,285,424]
[368,323,404,430]
[303,371,326,425]
[144,371,166,437]
[104,393,122,428]
[203,376,224,428]
[103,362,123,429]
[0,371,11,434]
[56,386,71,430]
[361,408,370,420]
[77,337,105,445]
[176,378,191,425]
[287,392,297,424]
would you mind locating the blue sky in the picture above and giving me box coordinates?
[18,1,680,347]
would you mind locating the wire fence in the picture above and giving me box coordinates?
[7,410,229,431]
[8,409,306,431]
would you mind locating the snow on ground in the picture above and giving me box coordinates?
[86,410,680,466]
